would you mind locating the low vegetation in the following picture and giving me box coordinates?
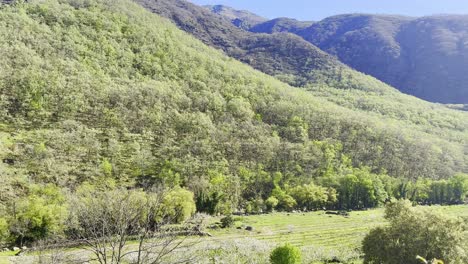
[363,200,468,264]
[270,243,302,264]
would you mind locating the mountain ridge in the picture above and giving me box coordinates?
[204,4,267,29]
[204,5,468,104]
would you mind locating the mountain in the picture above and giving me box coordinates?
[134,0,345,90]
[0,0,467,207]
[298,14,468,104]
[250,17,313,34]
[204,4,267,30]
[206,7,468,104]
[134,0,468,151]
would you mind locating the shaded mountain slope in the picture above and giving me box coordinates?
[204,4,267,30]
[249,17,313,34]
[249,13,468,104]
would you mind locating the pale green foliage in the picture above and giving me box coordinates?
[0,217,8,242]
[265,196,279,212]
[8,184,68,244]
[0,0,467,246]
[289,183,335,210]
[161,187,196,224]
[363,200,468,264]
[270,243,302,264]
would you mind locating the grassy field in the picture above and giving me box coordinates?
[209,205,468,249]
[1,205,467,263]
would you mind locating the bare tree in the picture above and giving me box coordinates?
[66,188,204,264]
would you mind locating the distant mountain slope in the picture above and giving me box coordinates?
[249,17,313,34]
[135,0,341,82]
[299,14,468,104]
[206,6,468,104]
[131,0,468,177]
[204,4,267,29]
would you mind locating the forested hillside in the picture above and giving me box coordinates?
[136,1,468,138]
[0,0,467,248]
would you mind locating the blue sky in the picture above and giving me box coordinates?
[190,0,468,21]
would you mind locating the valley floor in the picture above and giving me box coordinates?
[2,205,467,264]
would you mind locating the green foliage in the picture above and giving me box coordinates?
[362,200,468,264]
[289,183,334,210]
[161,187,196,224]
[265,196,279,212]
[0,0,467,246]
[0,217,8,242]
[270,243,302,264]
[220,215,235,228]
[7,184,67,245]
[140,0,468,183]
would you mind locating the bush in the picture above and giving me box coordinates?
[220,215,235,228]
[0,217,8,243]
[270,243,302,264]
[265,196,279,212]
[8,184,68,245]
[161,187,196,224]
[362,200,468,264]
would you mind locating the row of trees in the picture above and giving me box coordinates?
[237,170,468,214]
[2,172,466,248]
[0,185,197,249]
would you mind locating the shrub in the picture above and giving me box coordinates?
[0,217,8,242]
[270,243,302,264]
[220,215,235,228]
[362,200,468,264]
[8,184,68,245]
[265,196,279,212]
[161,187,196,224]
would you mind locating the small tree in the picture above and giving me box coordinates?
[0,217,8,243]
[220,215,235,228]
[68,188,200,264]
[160,187,196,224]
[270,243,302,264]
[265,196,279,212]
[8,184,68,246]
[362,200,468,264]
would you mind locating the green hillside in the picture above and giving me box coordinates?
[136,0,468,141]
[0,0,467,241]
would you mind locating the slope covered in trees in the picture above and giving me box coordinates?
[0,0,467,247]
[136,0,468,140]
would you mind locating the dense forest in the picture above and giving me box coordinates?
[0,0,467,248]
[136,0,468,148]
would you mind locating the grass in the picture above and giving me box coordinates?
[209,205,468,250]
[0,251,18,264]
[2,205,467,263]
